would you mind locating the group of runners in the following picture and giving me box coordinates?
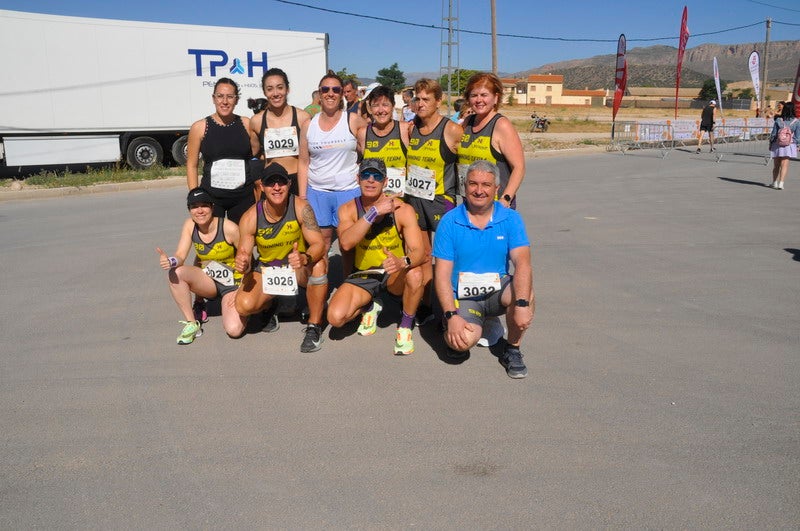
[159,67,536,378]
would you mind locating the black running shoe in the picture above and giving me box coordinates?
[262,307,279,333]
[300,323,323,353]
[501,345,528,379]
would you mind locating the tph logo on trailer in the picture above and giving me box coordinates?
[188,49,268,77]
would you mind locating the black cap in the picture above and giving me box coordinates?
[260,163,291,183]
[187,187,214,206]
[359,158,387,177]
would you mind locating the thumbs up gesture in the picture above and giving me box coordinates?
[156,247,176,270]
[287,241,303,270]
[381,246,403,274]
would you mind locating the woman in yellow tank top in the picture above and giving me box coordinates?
[156,187,247,345]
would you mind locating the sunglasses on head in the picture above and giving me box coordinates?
[262,176,290,186]
[319,86,342,94]
[359,170,385,182]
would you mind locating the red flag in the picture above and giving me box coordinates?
[792,58,800,118]
[612,34,627,122]
[675,6,689,120]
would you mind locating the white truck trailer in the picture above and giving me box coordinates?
[0,10,328,172]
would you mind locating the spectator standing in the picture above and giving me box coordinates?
[696,100,716,154]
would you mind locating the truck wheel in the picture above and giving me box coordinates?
[171,135,189,165]
[126,137,163,169]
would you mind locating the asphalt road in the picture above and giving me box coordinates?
[1,148,798,528]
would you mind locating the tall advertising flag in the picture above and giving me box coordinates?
[675,6,690,120]
[612,33,627,137]
[713,57,723,115]
[748,51,761,110]
[791,58,800,118]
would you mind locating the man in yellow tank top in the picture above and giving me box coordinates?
[327,159,427,355]
[234,164,328,352]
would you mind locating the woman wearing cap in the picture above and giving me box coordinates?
[458,72,525,210]
[248,68,311,198]
[156,187,247,344]
[357,85,412,198]
[298,70,367,269]
[186,78,255,224]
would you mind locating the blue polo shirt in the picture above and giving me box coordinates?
[433,201,530,296]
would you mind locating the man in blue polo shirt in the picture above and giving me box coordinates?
[432,160,535,378]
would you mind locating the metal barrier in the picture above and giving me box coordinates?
[711,125,771,165]
[609,122,675,158]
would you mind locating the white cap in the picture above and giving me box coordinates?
[709,100,716,105]
[364,82,380,98]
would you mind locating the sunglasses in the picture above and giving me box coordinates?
[319,86,342,94]
[262,176,290,186]
[359,171,385,182]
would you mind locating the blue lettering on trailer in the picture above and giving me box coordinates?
[187,49,269,77]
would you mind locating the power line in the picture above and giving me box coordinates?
[275,1,789,43]
[746,0,800,13]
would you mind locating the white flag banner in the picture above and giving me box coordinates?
[713,57,723,114]
[748,51,761,110]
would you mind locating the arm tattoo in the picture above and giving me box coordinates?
[301,204,321,233]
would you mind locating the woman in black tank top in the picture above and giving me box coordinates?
[247,68,311,198]
[186,78,255,224]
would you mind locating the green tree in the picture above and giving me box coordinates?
[437,69,479,96]
[376,63,406,92]
[736,87,754,100]
[698,78,726,101]
[336,68,359,85]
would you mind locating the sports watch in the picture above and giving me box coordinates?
[503,193,514,203]
[514,299,530,307]
[444,310,458,320]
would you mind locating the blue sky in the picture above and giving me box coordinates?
[1,0,797,78]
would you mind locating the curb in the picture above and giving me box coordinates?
[0,176,186,202]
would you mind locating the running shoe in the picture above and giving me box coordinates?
[357,300,383,336]
[394,327,414,355]
[501,345,528,379]
[262,307,279,333]
[300,323,323,353]
[177,320,201,345]
[192,298,208,324]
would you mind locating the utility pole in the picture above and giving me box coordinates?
[762,18,771,110]
[439,0,460,116]
[491,0,497,75]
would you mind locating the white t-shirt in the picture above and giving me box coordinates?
[306,111,358,191]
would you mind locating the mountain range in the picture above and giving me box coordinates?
[404,40,799,90]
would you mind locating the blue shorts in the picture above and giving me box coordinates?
[307,186,361,228]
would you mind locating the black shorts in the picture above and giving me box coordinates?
[210,190,256,225]
[404,194,456,232]
[343,270,388,299]
[700,125,713,132]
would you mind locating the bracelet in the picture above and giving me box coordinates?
[168,256,178,269]
[363,206,379,224]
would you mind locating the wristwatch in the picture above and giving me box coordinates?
[514,299,530,307]
[402,255,412,268]
[503,193,514,203]
[444,310,458,320]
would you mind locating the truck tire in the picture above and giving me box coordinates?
[171,135,189,165]
[126,136,163,169]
